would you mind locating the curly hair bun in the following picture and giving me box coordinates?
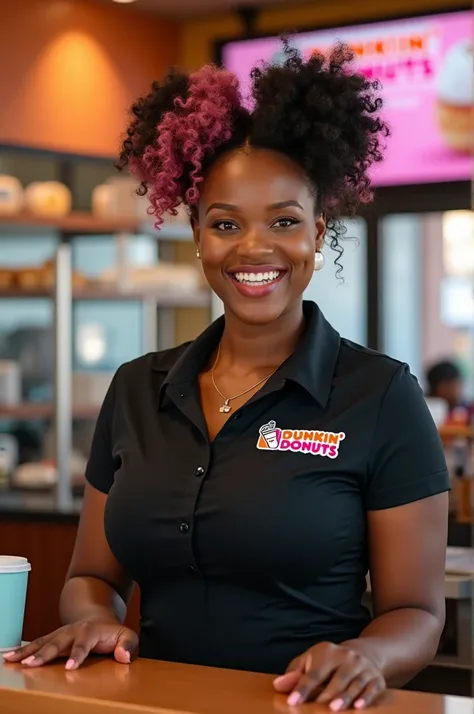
[118,65,244,226]
[251,41,388,212]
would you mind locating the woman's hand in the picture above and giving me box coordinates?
[1,620,138,671]
[273,642,386,710]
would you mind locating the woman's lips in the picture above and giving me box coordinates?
[226,266,287,298]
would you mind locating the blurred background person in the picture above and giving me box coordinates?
[425,359,473,424]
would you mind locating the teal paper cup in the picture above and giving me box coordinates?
[0,556,31,652]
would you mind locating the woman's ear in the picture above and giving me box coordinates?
[315,212,326,253]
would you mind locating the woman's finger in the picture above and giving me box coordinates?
[353,678,387,710]
[324,673,375,711]
[66,626,102,670]
[2,636,51,662]
[114,629,139,664]
[316,661,365,705]
[273,670,301,693]
[21,632,73,667]
[286,663,337,705]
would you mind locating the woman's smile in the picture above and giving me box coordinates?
[226,264,288,297]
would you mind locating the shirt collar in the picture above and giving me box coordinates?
[153,300,340,408]
[276,301,340,407]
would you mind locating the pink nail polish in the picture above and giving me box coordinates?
[2,652,16,659]
[287,692,303,706]
[354,699,366,709]
[330,699,345,712]
[65,659,76,671]
[21,656,35,666]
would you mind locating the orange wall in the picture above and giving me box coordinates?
[0,0,179,156]
[180,0,467,69]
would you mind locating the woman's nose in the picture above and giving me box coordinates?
[236,226,274,258]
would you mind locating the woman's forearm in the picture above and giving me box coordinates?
[343,607,445,688]
[59,576,128,627]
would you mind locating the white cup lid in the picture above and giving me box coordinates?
[0,556,31,573]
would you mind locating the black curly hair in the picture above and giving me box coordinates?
[117,40,389,275]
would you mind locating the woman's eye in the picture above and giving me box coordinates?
[272,217,300,229]
[213,220,238,232]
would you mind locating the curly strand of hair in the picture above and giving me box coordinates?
[143,65,241,228]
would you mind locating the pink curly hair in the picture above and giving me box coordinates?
[131,65,241,228]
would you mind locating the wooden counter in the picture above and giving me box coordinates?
[0,657,472,714]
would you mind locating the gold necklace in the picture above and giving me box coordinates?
[211,343,281,413]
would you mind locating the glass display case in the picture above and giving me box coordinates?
[0,145,212,508]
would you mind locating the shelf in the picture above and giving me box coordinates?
[0,286,211,306]
[0,212,193,240]
[0,403,100,420]
[0,211,139,234]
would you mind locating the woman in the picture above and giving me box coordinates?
[4,43,449,710]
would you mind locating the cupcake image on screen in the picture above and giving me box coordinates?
[435,39,473,154]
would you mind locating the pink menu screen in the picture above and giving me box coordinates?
[221,10,473,186]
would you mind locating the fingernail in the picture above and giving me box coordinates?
[354,699,366,710]
[21,656,36,666]
[330,699,345,712]
[65,659,76,671]
[273,675,286,685]
[287,692,303,706]
[2,651,16,659]
[117,647,131,663]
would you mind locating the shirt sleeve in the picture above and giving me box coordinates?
[366,363,450,510]
[84,368,120,495]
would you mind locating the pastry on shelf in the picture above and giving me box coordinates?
[0,269,16,289]
[12,461,57,489]
[97,262,203,292]
[24,181,72,218]
[0,175,24,216]
[14,261,89,292]
[11,451,87,490]
[17,267,43,290]
[40,259,88,290]
[92,176,138,220]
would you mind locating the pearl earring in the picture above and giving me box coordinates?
[196,248,201,259]
[314,251,325,271]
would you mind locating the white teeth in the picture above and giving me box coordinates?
[233,270,282,286]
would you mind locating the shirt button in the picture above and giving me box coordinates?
[194,466,205,477]
[179,522,190,534]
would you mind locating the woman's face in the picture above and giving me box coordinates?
[192,147,326,326]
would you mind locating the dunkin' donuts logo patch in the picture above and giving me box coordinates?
[256,420,345,459]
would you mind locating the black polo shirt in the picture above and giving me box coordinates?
[85,300,449,675]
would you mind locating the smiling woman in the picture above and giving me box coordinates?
[4,39,449,714]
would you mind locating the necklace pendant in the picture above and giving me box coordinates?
[219,399,232,414]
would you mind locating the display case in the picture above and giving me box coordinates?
[0,144,213,509]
